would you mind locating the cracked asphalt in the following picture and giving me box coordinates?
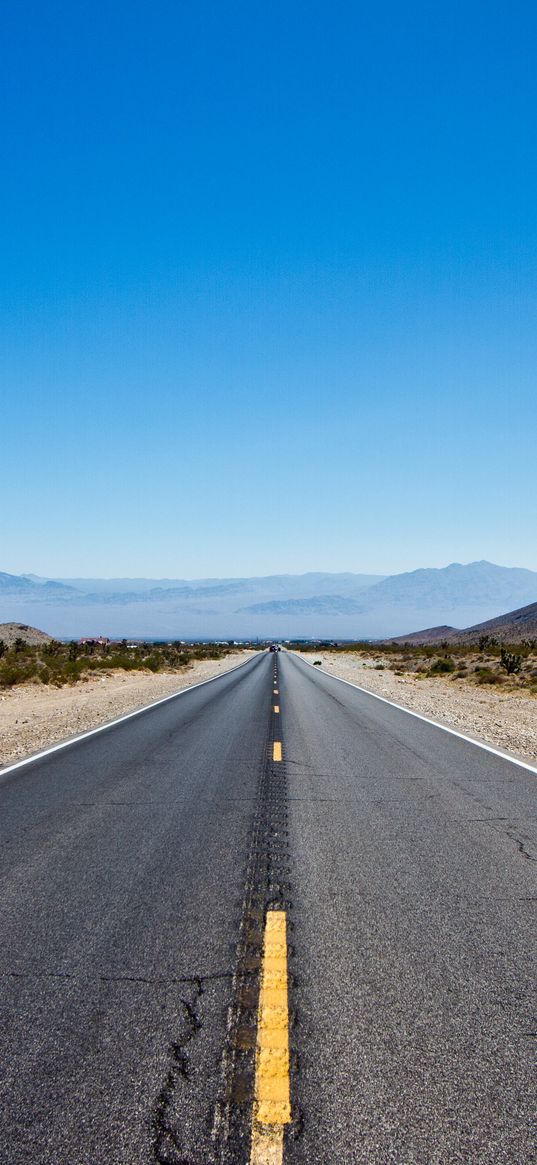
[0,650,536,1164]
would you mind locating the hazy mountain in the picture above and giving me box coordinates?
[238,595,366,616]
[0,572,78,598]
[0,562,535,639]
[47,571,384,597]
[364,561,537,610]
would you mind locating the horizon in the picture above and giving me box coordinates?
[2,558,536,642]
[6,557,537,585]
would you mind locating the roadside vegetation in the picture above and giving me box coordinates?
[291,636,537,695]
[0,638,239,688]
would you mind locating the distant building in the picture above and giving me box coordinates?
[78,636,110,646]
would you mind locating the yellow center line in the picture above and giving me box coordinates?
[273,741,282,762]
[250,910,291,1164]
[274,705,280,713]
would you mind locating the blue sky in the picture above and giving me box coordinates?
[2,0,536,578]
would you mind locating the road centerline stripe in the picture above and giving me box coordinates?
[274,705,280,713]
[250,910,291,1164]
[273,742,282,762]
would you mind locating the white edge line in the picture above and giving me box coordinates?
[0,654,258,780]
[293,652,537,777]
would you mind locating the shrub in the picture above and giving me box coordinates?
[0,661,38,686]
[43,640,62,657]
[429,658,455,675]
[500,648,522,675]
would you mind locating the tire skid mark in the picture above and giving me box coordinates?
[212,660,296,1164]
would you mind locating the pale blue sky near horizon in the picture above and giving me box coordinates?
[1,1,536,579]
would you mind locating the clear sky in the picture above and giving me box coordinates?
[2,0,536,579]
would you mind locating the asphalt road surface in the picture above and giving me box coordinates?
[0,651,535,1164]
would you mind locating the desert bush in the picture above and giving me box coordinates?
[500,648,522,675]
[43,640,62,657]
[475,668,504,685]
[0,660,38,686]
[429,658,455,675]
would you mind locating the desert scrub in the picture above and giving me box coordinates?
[0,638,235,688]
[0,661,39,687]
[428,658,456,675]
[474,667,505,685]
[500,648,523,675]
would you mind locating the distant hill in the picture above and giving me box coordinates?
[0,622,52,646]
[238,595,366,616]
[0,562,536,639]
[42,571,385,596]
[363,560,537,610]
[385,624,459,645]
[385,601,537,645]
[459,601,537,643]
[0,572,78,598]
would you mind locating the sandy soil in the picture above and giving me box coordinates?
[295,651,537,767]
[0,651,258,768]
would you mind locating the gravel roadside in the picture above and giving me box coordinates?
[294,651,537,768]
[0,651,258,768]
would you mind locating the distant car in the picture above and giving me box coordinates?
[269,644,277,652]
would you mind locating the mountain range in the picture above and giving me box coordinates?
[1,561,536,639]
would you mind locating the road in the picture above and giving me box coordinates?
[0,651,535,1164]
